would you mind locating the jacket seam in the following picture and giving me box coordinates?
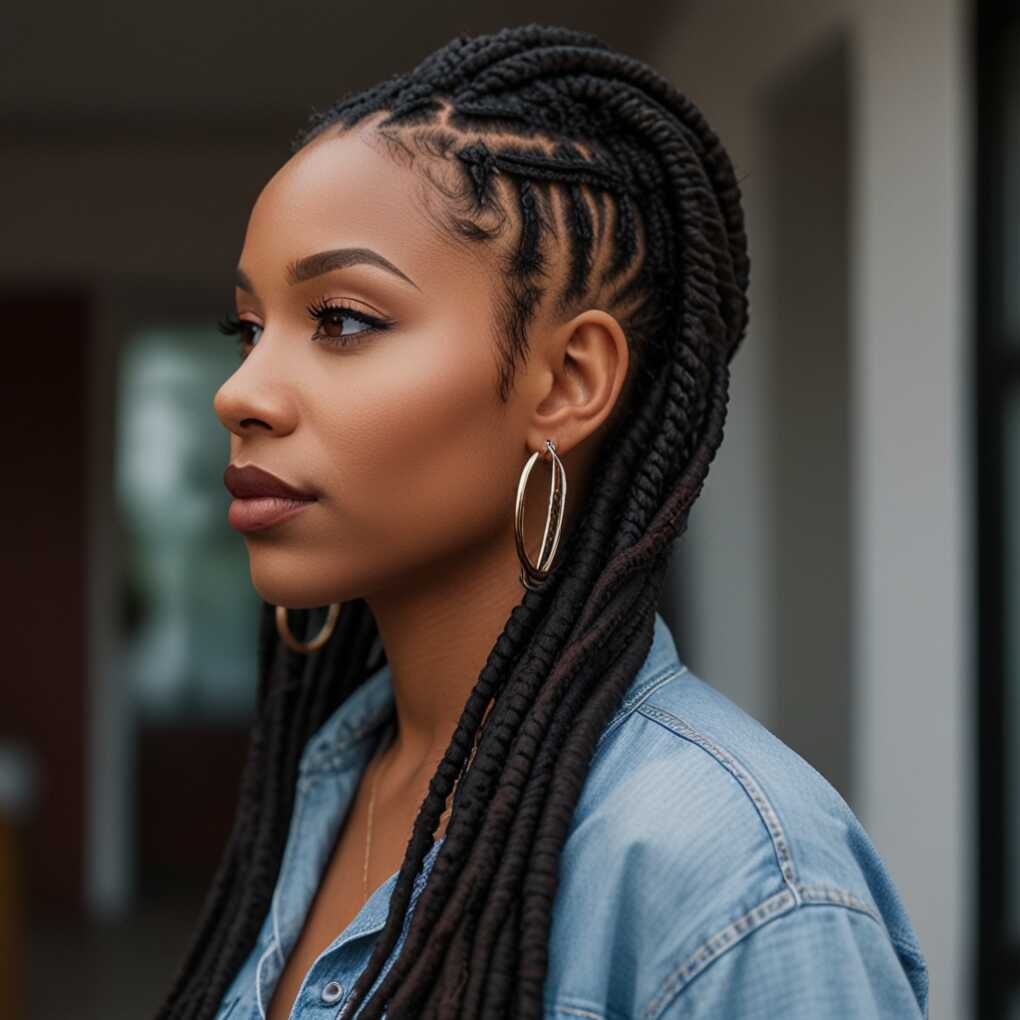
[795,881,882,925]
[266,771,318,978]
[253,938,279,1020]
[641,893,911,1020]
[636,702,801,901]
[792,887,926,1008]
[640,886,799,1020]
[595,666,687,752]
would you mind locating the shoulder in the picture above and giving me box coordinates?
[545,644,928,1020]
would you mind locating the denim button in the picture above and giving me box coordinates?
[321,980,344,1004]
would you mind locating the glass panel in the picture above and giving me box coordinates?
[114,326,260,722]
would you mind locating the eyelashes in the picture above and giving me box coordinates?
[217,298,395,361]
[216,313,262,359]
[303,296,396,348]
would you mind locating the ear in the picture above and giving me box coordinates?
[526,309,630,458]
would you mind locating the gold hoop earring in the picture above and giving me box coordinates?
[275,602,341,654]
[514,438,567,591]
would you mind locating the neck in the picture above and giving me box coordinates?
[361,445,591,790]
[363,522,522,788]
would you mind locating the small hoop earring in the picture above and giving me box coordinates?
[514,438,567,591]
[275,602,341,654]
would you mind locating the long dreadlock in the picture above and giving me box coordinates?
[157,23,749,1020]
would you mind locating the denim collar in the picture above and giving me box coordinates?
[263,610,682,1011]
[298,610,681,779]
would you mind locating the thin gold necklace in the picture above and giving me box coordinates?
[362,702,494,905]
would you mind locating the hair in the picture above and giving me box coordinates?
[157,23,749,1020]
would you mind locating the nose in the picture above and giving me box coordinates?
[213,348,298,439]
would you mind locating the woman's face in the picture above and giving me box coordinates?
[213,121,573,608]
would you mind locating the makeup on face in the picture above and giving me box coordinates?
[212,124,511,602]
[227,495,316,533]
[224,462,318,534]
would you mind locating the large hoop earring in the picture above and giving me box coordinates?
[275,602,341,654]
[514,438,567,591]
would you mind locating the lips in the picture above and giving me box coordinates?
[224,463,317,500]
[224,463,317,533]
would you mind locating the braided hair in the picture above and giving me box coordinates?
[157,23,749,1020]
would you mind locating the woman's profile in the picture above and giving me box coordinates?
[157,23,929,1020]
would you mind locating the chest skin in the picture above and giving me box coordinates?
[266,761,450,1020]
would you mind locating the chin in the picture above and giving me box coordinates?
[245,545,354,609]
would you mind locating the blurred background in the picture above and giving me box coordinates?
[0,0,1005,1016]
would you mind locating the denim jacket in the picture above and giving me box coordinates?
[215,611,929,1019]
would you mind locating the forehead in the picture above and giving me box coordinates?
[241,124,477,294]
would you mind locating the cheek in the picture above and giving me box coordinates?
[312,324,517,556]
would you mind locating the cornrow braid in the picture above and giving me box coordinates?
[156,22,749,1020]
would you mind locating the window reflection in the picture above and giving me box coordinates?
[114,328,259,721]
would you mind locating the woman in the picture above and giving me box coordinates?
[158,24,928,1020]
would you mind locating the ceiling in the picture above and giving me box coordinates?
[2,1,680,141]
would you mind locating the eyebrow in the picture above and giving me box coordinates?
[235,247,420,294]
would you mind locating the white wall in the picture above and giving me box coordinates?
[655,2,972,1017]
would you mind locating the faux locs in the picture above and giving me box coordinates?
[157,23,749,1020]
[351,118,654,410]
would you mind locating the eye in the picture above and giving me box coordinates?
[215,300,394,363]
[305,297,394,349]
[217,314,263,361]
